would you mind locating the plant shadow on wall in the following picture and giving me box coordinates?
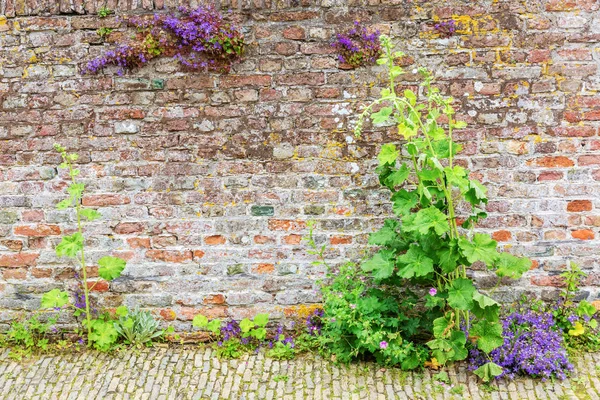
[309,34,535,382]
[84,5,244,75]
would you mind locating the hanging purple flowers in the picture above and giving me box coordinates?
[84,6,244,75]
[332,21,381,68]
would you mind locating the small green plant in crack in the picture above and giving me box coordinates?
[96,27,114,38]
[97,6,112,18]
[273,374,289,383]
[38,144,127,351]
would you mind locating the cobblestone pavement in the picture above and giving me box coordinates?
[0,347,599,400]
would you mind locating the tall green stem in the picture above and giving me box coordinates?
[67,159,92,344]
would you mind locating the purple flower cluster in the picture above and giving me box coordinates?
[433,19,456,38]
[269,325,294,348]
[220,319,241,341]
[332,21,381,68]
[84,6,243,75]
[306,308,324,336]
[468,310,573,381]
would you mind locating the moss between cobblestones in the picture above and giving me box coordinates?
[1,347,599,399]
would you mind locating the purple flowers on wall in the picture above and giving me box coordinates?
[84,6,244,75]
[433,19,456,38]
[332,21,381,68]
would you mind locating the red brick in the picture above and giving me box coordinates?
[330,235,352,245]
[491,230,511,242]
[579,155,600,166]
[252,263,275,274]
[204,235,226,245]
[14,224,60,236]
[531,275,564,287]
[126,237,151,249]
[219,75,272,89]
[283,26,306,40]
[548,126,596,137]
[159,309,177,321]
[179,306,228,321]
[544,230,566,240]
[268,219,307,231]
[572,229,595,240]
[567,200,592,212]
[1,240,23,251]
[529,156,574,168]
[31,268,53,278]
[114,222,145,234]
[87,280,109,292]
[21,210,44,222]
[146,250,192,263]
[2,268,27,280]
[203,294,226,305]
[557,49,592,61]
[527,49,551,63]
[276,73,325,86]
[254,235,276,244]
[0,253,39,267]
[282,234,302,245]
[82,194,130,206]
[538,171,563,181]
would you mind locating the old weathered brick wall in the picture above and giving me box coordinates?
[1,0,599,328]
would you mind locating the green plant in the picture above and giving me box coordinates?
[96,27,114,38]
[267,334,296,360]
[273,374,289,383]
[97,6,112,18]
[114,307,164,348]
[552,263,600,352]
[240,314,269,340]
[39,144,127,351]
[307,224,429,369]
[350,35,531,379]
[2,314,58,360]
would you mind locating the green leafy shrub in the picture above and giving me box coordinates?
[38,145,127,351]
[552,263,600,352]
[315,35,531,380]
[114,307,164,348]
[1,314,59,360]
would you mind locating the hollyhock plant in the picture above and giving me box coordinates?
[468,309,573,381]
[332,21,381,68]
[84,5,244,75]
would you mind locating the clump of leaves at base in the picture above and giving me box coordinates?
[1,314,59,360]
[349,35,532,380]
[38,144,127,352]
[114,306,165,348]
[552,263,600,352]
[306,223,429,369]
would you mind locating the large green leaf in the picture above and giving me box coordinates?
[432,314,453,339]
[371,106,393,125]
[89,319,119,351]
[362,250,395,280]
[192,314,208,328]
[458,234,499,265]
[97,256,126,281]
[396,245,434,279]
[448,330,468,361]
[471,320,503,353]
[437,240,460,274]
[426,338,454,364]
[368,219,398,246]
[404,207,449,236]
[444,166,469,192]
[472,291,500,320]
[41,289,70,309]
[55,232,84,258]
[378,144,399,166]
[67,182,85,200]
[253,313,269,327]
[464,180,488,206]
[494,252,531,279]
[80,208,102,222]
[384,164,410,188]
[473,362,503,382]
[391,190,419,217]
[447,278,475,310]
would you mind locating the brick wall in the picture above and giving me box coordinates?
[1,0,600,328]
